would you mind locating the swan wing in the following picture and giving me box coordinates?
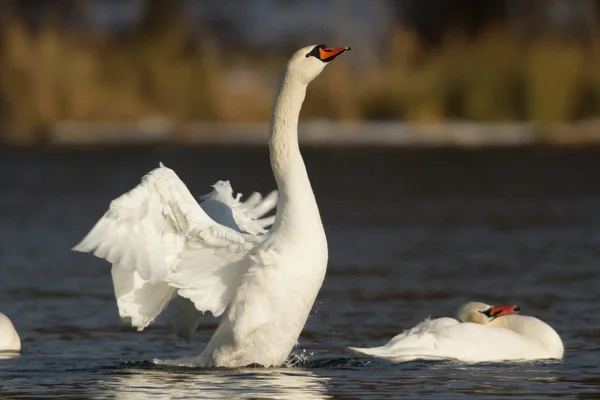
[349,317,459,359]
[168,181,277,340]
[73,164,263,332]
[198,180,278,235]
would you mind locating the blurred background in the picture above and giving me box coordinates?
[2,2,600,397]
[2,0,600,146]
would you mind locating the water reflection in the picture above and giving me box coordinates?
[0,351,20,360]
[107,366,330,399]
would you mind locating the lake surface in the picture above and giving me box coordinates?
[0,145,599,399]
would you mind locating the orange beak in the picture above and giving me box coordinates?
[489,304,520,318]
[318,46,351,62]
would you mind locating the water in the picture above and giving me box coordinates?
[0,145,599,399]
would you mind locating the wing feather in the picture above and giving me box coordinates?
[111,263,176,330]
[199,180,278,235]
[73,164,268,333]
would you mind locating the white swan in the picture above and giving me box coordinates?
[73,44,351,367]
[0,313,20,352]
[349,302,564,362]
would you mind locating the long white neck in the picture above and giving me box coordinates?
[491,315,564,358]
[269,73,322,234]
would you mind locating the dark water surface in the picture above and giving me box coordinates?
[0,146,599,399]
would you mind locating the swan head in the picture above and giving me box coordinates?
[457,302,520,325]
[286,44,351,84]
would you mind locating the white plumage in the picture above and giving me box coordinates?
[0,313,20,352]
[73,44,350,367]
[349,302,564,362]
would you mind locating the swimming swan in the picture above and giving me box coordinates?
[349,302,563,362]
[73,44,351,367]
[0,313,20,352]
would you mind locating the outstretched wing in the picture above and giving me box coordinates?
[73,163,267,332]
[199,180,278,235]
[169,181,278,339]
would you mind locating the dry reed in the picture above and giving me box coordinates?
[1,13,600,144]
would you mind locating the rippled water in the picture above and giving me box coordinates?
[1,146,599,399]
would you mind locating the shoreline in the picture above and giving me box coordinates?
[5,120,600,147]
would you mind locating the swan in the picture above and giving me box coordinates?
[73,44,351,367]
[0,313,20,352]
[349,302,564,362]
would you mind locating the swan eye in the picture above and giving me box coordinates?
[306,44,327,58]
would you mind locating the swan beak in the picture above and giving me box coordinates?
[490,304,520,318]
[319,46,351,62]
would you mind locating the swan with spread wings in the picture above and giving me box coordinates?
[73,44,351,368]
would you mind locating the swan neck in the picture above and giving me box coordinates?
[268,74,321,232]
[269,75,306,154]
[491,315,564,358]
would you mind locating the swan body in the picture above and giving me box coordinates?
[0,313,20,352]
[73,44,350,367]
[349,302,563,362]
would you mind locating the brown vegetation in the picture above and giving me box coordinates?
[1,12,600,144]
